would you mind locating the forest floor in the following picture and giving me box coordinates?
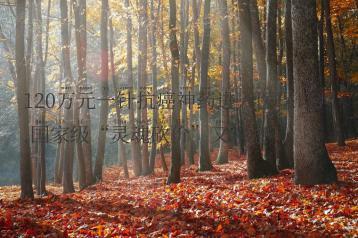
[0,140,357,237]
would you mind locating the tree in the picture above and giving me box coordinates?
[323,0,346,146]
[60,0,76,193]
[73,0,87,189]
[126,0,142,176]
[34,0,47,195]
[216,0,230,164]
[16,0,34,199]
[238,0,270,179]
[94,0,109,181]
[281,0,294,169]
[179,0,189,165]
[292,0,337,185]
[262,0,279,174]
[109,14,129,178]
[138,0,150,175]
[198,0,213,172]
[149,0,160,173]
[167,0,181,184]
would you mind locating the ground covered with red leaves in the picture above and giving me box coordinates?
[0,140,357,237]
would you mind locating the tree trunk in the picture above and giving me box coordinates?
[216,0,230,164]
[125,0,142,176]
[160,144,168,172]
[281,0,294,169]
[149,0,160,173]
[323,0,346,146]
[262,0,279,174]
[60,0,75,193]
[292,0,337,185]
[198,0,213,172]
[238,0,270,179]
[73,0,87,189]
[109,15,129,178]
[167,0,181,184]
[94,0,110,181]
[179,0,189,165]
[138,0,150,175]
[318,0,328,141]
[16,0,34,199]
[34,0,47,196]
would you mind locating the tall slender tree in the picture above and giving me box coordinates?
[238,0,270,179]
[167,0,181,184]
[16,0,34,199]
[179,0,189,165]
[34,0,47,195]
[281,0,294,169]
[323,0,346,146]
[126,0,142,176]
[109,15,129,178]
[138,0,150,175]
[60,0,76,193]
[216,0,230,164]
[292,0,337,185]
[199,0,213,171]
[149,0,160,173]
[94,0,109,181]
[262,0,279,174]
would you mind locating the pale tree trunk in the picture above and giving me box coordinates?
[73,0,88,189]
[323,0,346,146]
[199,0,213,172]
[167,0,181,184]
[125,0,142,176]
[292,0,337,185]
[138,0,150,175]
[149,0,160,173]
[60,0,75,193]
[238,0,271,179]
[16,0,34,199]
[34,0,47,195]
[179,0,189,165]
[94,0,109,181]
[109,16,129,178]
[281,0,294,169]
[216,0,230,164]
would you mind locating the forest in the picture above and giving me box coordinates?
[0,0,357,236]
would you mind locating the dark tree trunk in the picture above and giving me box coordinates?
[281,0,294,169]
[16,0,34,199]
[198,0,213,172]
[262,0,279,174]
[167,0,181,184]
[292,0,337,185]
[125,0,142,176]
[94,0,110,181]
[216,0,230,164]
[60,0,75,194]
[238,0,270,179]
[323,0,346,146]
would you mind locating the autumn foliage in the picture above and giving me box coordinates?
[0,140,357,237]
